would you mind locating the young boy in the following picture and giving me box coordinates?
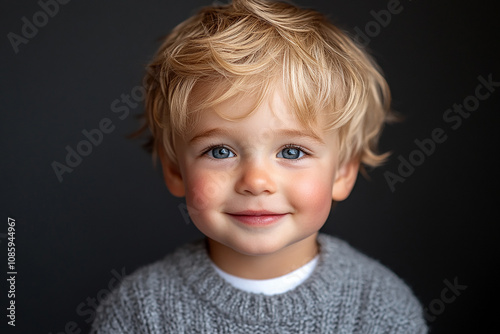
[92,0,427,332]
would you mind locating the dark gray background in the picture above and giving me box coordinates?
[1,0,499,333]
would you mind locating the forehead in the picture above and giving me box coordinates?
[187,82,323,135]
[186,86,333,146]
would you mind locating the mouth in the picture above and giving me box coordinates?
[226,210,288,226]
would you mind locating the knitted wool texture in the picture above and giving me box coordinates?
[91,233,427,333]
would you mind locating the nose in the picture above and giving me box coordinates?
[235,160,277,196]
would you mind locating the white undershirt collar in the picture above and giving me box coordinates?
[209,255,319,296]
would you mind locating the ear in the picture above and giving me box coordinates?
[332,159,360,201]
[158,144,185,197]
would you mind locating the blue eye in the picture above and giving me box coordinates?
[277,146,305,159]
[208,146,235,159]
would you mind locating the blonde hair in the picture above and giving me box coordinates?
[140,0,392,168]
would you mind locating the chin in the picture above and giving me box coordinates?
[239,232,320,258]
[226,235,287,257]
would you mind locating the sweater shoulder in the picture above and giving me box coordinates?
[90,239,203,333]
[109,238,201,291]
[317,233,428,333]
[318,233,415,287]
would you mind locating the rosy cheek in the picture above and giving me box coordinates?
[186,171,226,212]
[288,174,333,222]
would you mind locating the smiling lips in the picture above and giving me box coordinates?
[227,210,287,226]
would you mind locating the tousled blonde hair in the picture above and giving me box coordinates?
[140,0,392,168]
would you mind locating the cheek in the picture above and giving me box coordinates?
[287,172,333,220]
[185,169,229,212]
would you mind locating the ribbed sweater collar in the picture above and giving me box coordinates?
[173,233,347,325]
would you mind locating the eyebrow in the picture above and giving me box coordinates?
[189,128,232,144]
[276,129,325,144]
[189,128,324,144]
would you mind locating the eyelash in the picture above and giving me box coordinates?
[201,144,310,159]
[201,143,233,157]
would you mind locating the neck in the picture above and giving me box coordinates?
[206,233,319,279]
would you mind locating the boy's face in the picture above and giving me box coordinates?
[161,86,358,258]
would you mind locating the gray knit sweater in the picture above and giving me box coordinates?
[91,233,427,333]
